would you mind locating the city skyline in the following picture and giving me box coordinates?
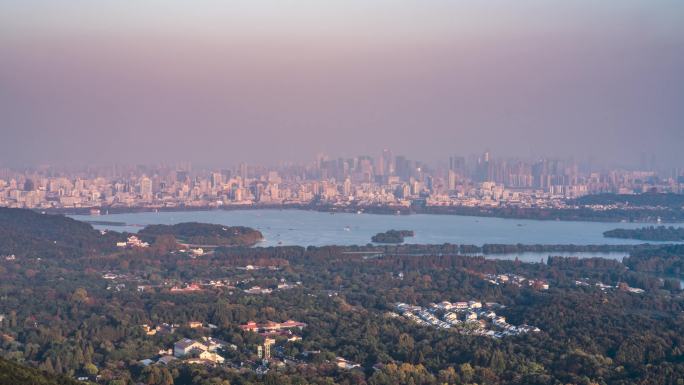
[1,1,683,167]
[0,148,678,176]
[2,148,683,213]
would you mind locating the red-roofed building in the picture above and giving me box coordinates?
[239,321,259,332]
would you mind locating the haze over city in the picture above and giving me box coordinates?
[1,0,683,168]
[5,3,684,385]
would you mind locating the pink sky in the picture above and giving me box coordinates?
[1,1,683,167]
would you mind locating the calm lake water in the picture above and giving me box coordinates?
[70,209,682,263]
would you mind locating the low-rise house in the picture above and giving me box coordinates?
[418,310,438,322]
[240,321,259,332]
[277,282,299,290]
[141,324,155,335]
[157,323,176,335]
[170,283,202,293]
[158,356,177,365]
[174,339,208,358]
[202,337,232,352]
[336,357,361,370]
[143,323,175,335]
[244,286,272,294]
[198,351,225,364]
[117,235,149,248]
[240,320,307,333]
[399,300,540,337]
[444,312,460,324]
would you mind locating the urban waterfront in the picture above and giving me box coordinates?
[71,209,682,255]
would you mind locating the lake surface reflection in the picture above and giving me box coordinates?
[71,209,680,259]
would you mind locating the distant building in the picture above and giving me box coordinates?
[140,176,153,200]
[240,320,307,333]
[174,338,207,358]
[116,235,149,248]
[336,357,361,370]
[197,351,225,364]
[169,283,202,293]
[264,338,275,359]
[158,356,177,365]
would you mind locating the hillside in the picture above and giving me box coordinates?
[0,357,84,385]
[0,208,123,258]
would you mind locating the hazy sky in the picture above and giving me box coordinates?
[1,1,683,168]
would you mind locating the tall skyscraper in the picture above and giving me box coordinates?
[210,172,222,189]
[476,151,493,182]
[381,149,394,176]
[239,163,248,182]
[395,156,411,180]
[140,176,153,200]
[448,170,458,190]
[449,155,466,175]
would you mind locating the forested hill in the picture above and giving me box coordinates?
[0,357,84,385]
[623,244,684,278]
[138,222,263,246]
[604,226,684,241]
[0,208,123,258]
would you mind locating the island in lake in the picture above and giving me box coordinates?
[138,222,263,246]
[603,226,684,241]
[371,229,415,243]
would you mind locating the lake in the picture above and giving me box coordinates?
[70,209,681,263]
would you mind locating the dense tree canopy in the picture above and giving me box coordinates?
[139,223,263,246]
[604,226,684,241]
[1,208,684,384]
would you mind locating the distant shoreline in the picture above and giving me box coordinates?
[82,220,128,226]
[38,203,684,224]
